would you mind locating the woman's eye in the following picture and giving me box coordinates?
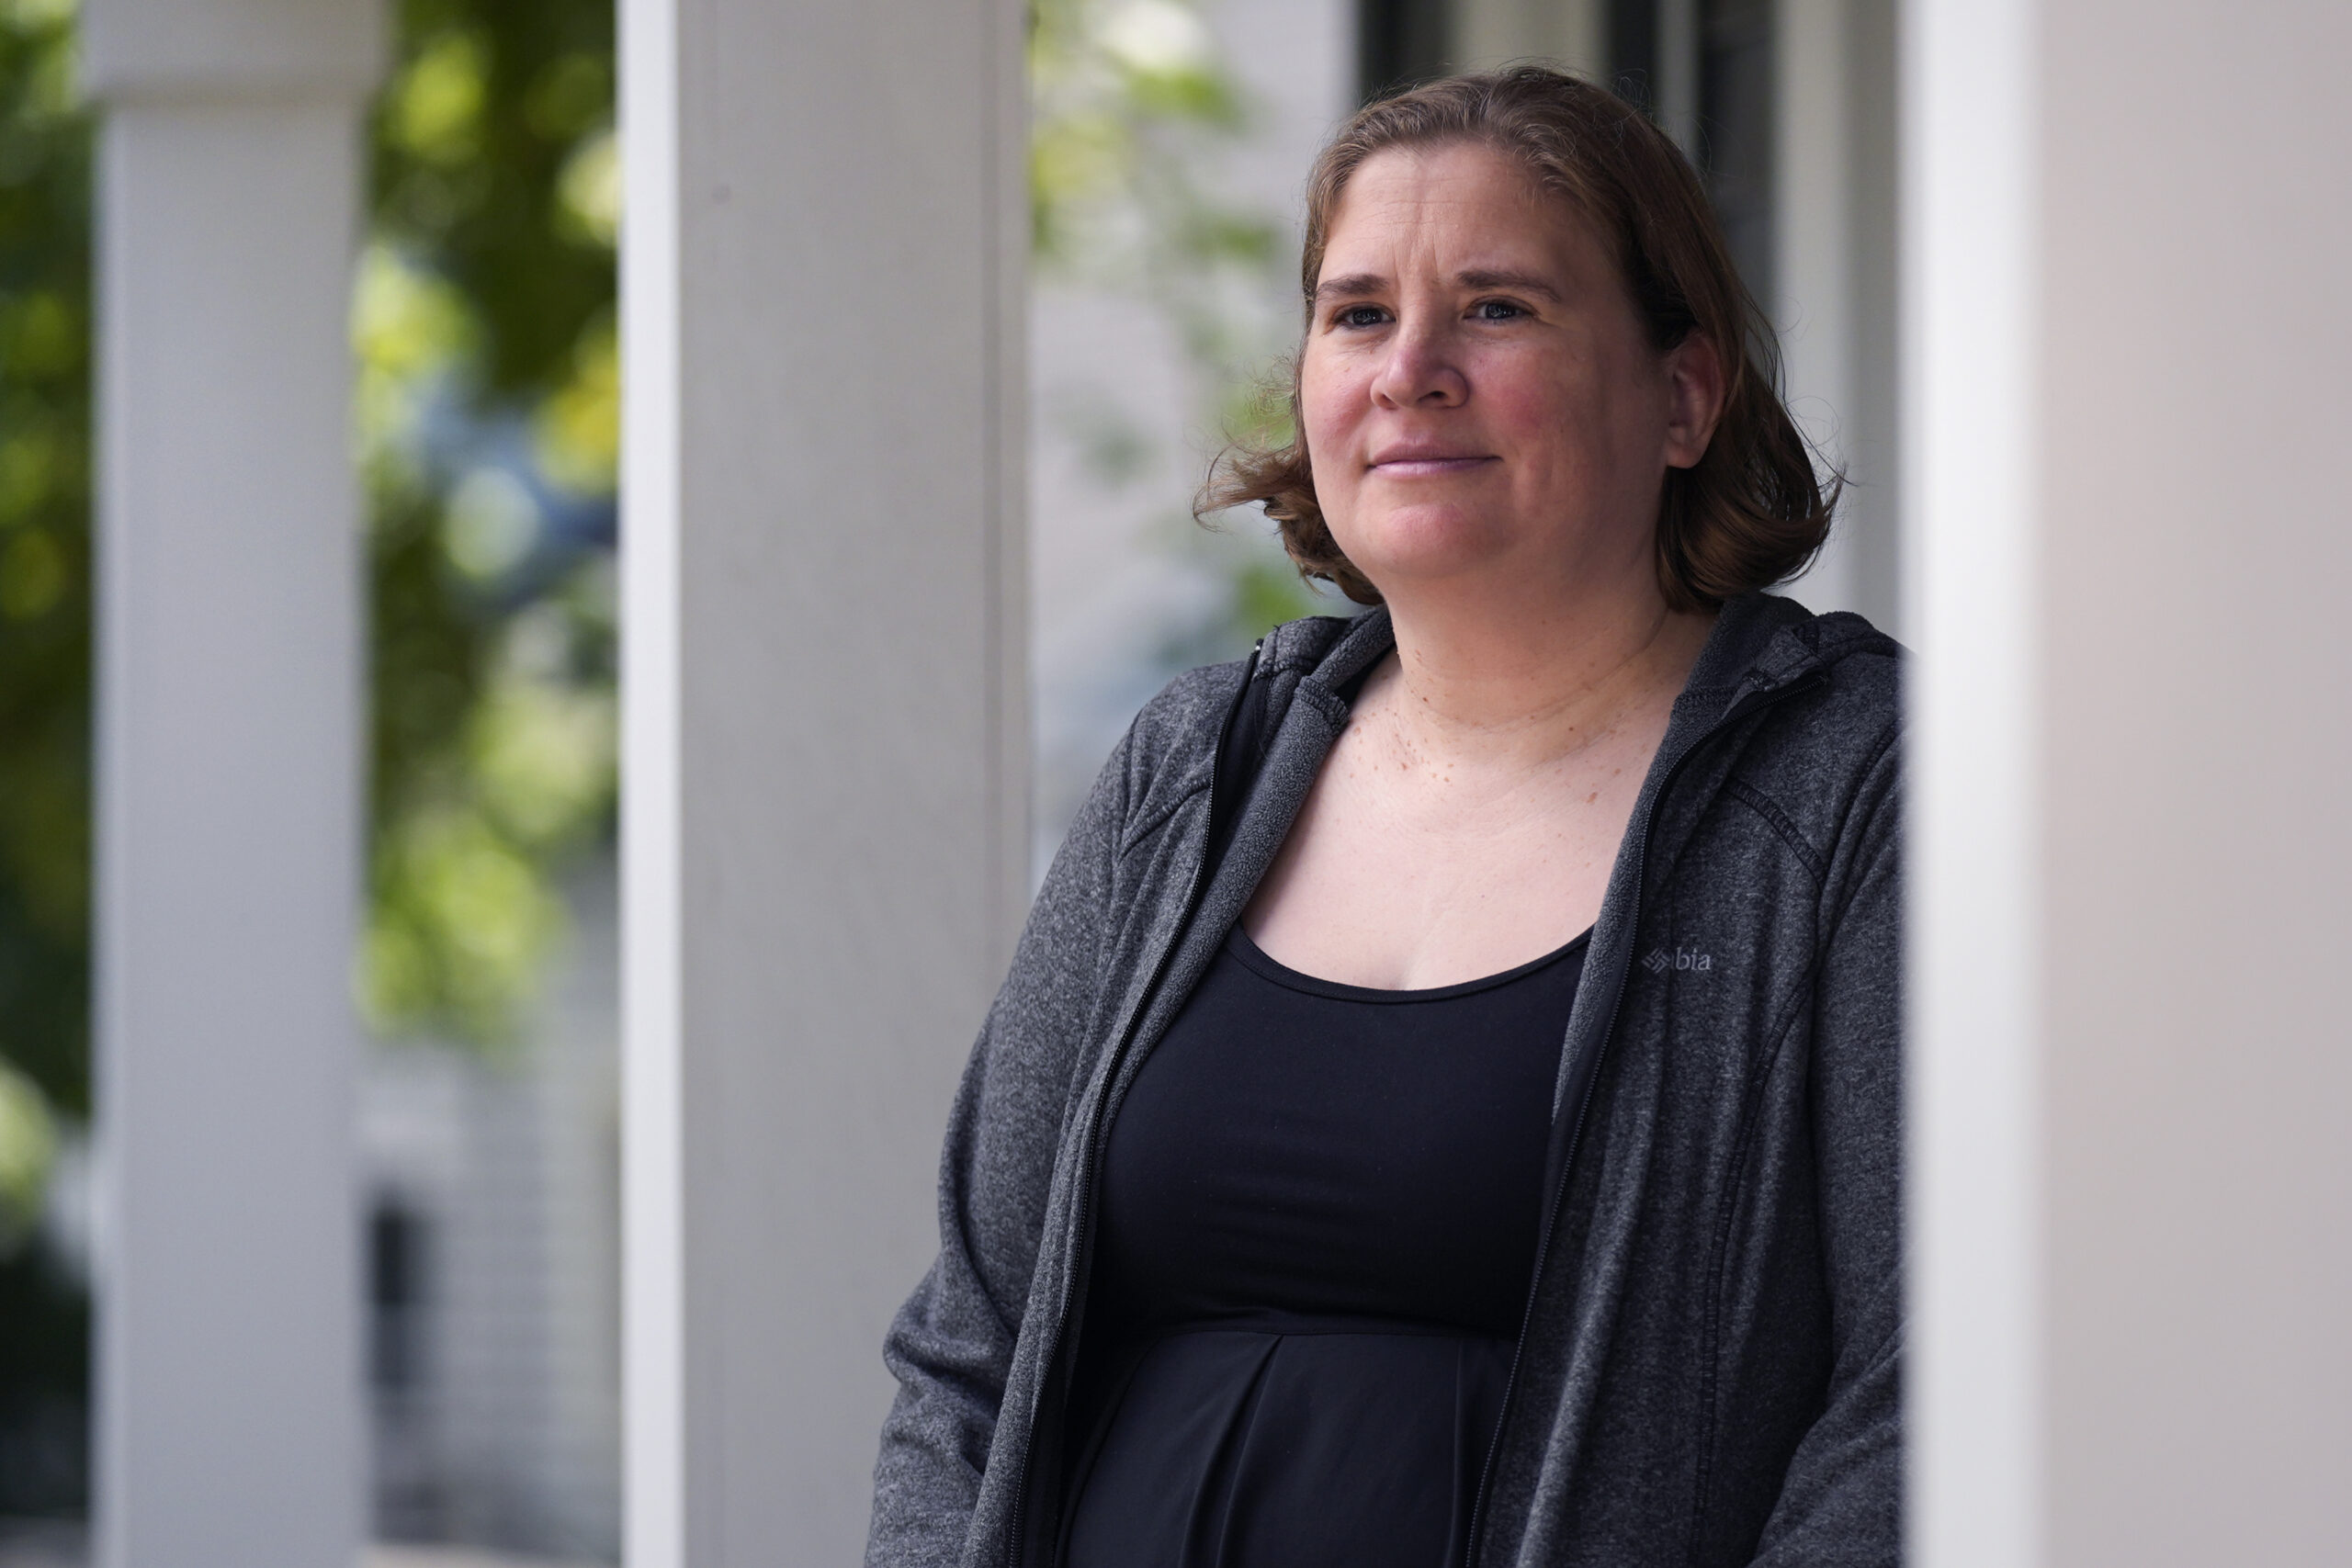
[1473,299,1528,321]
[1334,304,1388,329]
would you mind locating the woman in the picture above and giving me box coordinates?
[869,68,1900,1568]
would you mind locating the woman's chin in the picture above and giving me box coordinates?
[1346,543,1570,604]
[1332,507,1525,586]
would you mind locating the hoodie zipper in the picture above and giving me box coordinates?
[1457,670,1822,1568]
[1001,638,1264,1568]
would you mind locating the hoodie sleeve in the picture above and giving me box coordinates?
[863,727,1136,1568]
[1748,725,1905,1567]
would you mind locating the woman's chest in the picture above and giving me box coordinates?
[1246,727,1646,988]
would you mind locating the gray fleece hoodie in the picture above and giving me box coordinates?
[867,591,1904,1568]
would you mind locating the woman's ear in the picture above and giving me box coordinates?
[1662,332,1727,471]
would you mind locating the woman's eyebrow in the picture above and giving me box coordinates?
[1312,268,1566,305]
[1455,267,1562,300]
[1312,272,1387,304]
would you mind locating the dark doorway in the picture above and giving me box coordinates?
[368,1197,429,1394]
[1608,0,1662,110]
[1607,0,1777,305]
[1359,0,1452,103]
[1697,0,1776,309]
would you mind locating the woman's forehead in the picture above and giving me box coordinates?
[1320,144,1600,282]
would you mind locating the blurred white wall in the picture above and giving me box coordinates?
[362,866,621,1562]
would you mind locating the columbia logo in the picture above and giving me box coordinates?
[1644,945,1713,975]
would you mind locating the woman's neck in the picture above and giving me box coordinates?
[1366,572,1716,776]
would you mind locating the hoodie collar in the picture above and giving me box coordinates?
[1291,590,1858,722]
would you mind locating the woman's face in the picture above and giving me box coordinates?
[1299,141,1722,606]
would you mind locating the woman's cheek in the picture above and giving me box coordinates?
[1300,391,1358,502]
[1476,355,1577,445]
[1307,437,1356,531]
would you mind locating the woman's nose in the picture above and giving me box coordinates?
[1369,318,1467,409]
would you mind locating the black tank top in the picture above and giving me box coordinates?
[1059,921,1588,1568]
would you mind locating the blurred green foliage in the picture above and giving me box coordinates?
[0,0,95,1515]
[1031,0,1326,654]
[1033,0,1284,418]
[0,0,87,1160]
[362,0,617,1049]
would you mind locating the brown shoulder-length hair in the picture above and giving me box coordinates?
[1200,65,1832,610]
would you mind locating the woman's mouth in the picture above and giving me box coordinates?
[1369,450,1496,477]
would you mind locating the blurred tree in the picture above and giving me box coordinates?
[0,0,92,1517]
[363,0,619,1049]
[1029,0,1326,662]
[0,0,87,1138]
[0,0,87,1513]
[1033,0,1308,457]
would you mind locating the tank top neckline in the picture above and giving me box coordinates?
[1225,921,1594,1006]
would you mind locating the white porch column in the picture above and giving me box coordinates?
[1910,1,2352,1564]
[82,2,383,1566]
[621,0,1028,1559]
